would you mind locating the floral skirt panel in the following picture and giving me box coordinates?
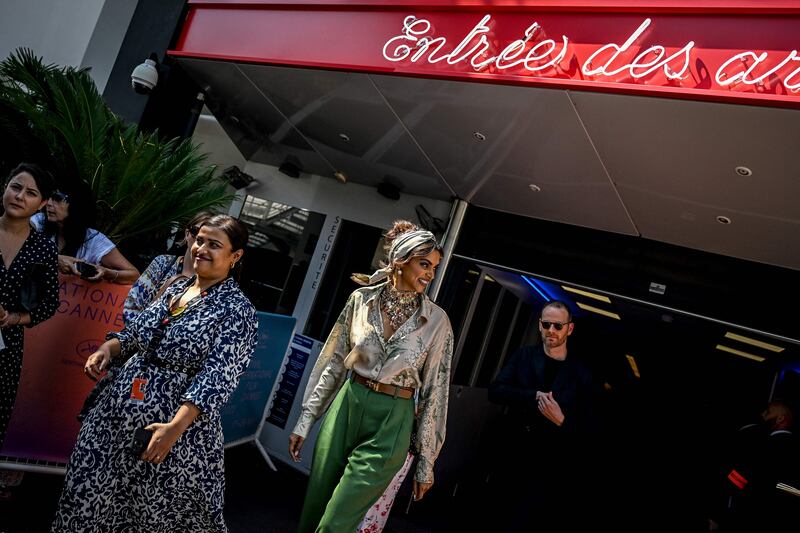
[357,452,414,533]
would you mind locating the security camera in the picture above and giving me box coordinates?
[131,57,159,94]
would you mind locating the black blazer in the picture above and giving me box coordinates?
[488,344,595,438]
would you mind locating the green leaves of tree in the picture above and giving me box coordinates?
[0,48,232,245]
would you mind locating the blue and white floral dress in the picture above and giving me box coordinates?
[52,277,258,533]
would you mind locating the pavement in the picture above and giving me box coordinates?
[0,443,435,533]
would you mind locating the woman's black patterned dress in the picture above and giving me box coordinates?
[0,229,59,447]
[52,276,258,532]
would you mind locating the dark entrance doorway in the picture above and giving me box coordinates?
[416,256,799,531]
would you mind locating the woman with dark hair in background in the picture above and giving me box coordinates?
[0,163,59,496]
[289,219,454,533]
[31,178,139,284]
[52,215,258,532]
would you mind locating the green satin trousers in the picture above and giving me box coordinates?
[298,379,414,533]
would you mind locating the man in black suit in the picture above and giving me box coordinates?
[488,300,597,531]
[709,400,798,532]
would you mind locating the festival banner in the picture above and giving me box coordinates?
[0,277,299,469]
[0,277,128,465]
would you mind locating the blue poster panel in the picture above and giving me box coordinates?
[266,334,315,429]
[221,312,296,444]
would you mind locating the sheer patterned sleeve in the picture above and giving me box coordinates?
[123,255,175,324]
[292,292,356,438]
[414,319,454,484]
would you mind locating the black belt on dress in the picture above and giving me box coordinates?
[351,373,415,399]
[143,354,200,377]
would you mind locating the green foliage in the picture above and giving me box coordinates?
[0,48,231,245]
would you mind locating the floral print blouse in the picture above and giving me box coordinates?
[293,282,454,484]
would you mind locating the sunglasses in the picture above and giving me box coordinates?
[540,320,570,331]
[51,191,70,204]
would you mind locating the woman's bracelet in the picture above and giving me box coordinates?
[111,269,119,282]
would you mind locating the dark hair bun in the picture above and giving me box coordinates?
[384,219,419,244]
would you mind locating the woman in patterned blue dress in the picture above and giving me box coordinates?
[76,212,213,423]
[52,215,258,533]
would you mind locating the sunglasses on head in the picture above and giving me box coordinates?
[540,320,570,331]
[51,191,70,203]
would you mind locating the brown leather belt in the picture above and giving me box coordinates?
[351,373,414,399]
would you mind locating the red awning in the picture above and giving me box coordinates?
[171,1,800,108]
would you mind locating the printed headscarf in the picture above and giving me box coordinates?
[351,229,439,286]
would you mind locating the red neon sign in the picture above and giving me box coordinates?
[172,2,800,107]
[381,14,800,96]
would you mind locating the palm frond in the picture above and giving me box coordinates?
[0,48,233,246]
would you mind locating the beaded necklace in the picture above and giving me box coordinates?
[144,279,216,358]
[380,282,420,330]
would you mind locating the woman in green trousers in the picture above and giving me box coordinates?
[289,220,454,533]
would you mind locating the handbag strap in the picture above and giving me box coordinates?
[151,256,187,303]
[152,274,188,303]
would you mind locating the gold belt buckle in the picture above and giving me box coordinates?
[365,379,381,392]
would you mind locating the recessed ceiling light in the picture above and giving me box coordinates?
[338,133,350,142]
[529,184,542,193]
[473,131,486,141]
[716,215,732,225]
[735,166,752,177]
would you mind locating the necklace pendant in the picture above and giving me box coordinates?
[380,284,420,331]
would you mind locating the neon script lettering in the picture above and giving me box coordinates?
[383,15,567,74]
[382,15,800,94]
